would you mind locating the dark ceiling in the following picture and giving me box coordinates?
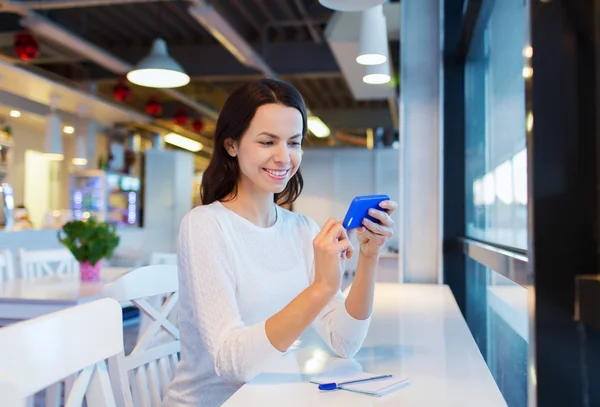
[0,0,400,151]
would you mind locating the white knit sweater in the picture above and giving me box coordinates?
[162,201,371,407]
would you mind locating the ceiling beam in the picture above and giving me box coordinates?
[312,107,394,130]
[83,42,340,79]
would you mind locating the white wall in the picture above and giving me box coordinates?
[108,149,195,266]
[294,148,400,281]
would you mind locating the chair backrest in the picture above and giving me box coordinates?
[0,298,127,407]
[149,252,177,266]
[104,265,180,407]
[18,248,79,279]
[0,249,15,283]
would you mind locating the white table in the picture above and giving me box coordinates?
[224,283,507,407]
[0,267,131,325]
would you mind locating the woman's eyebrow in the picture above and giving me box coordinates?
[257,132,302,139]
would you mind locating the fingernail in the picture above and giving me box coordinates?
[379,201,388,208]
[368,208,376,215]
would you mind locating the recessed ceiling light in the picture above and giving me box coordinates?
[63,126,75,134]
[307,116,331,138]
[165,133,203,152]
[9,110,21,118]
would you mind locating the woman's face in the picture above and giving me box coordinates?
[226,103,304,195]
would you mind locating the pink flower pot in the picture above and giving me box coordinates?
[80,259,103,282]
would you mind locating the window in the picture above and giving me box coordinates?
[466,258,529,407]
[465,0,529,250]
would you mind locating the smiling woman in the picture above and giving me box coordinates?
[200,79,307,208]
[163,79,398,407]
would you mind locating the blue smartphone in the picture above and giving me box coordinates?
[342,194,390,229]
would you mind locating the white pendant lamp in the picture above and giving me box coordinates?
[127,38,190,88]
[357,5,388,66]
[363,61,391,85]
[319,0,386,11]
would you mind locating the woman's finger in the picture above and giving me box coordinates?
[367,208,394,227]
[334,238,354,254]
[357,226,387,245]
[379,200,399,215]
[338,227,354,259]
[362,218,393,237]
[317,218,338,238]
[325,222,346,241]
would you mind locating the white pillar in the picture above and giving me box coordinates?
[153,133,165,150]
[86,120,97,168]
[399,0,444,283]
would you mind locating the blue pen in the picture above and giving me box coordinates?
[318,374,393,391]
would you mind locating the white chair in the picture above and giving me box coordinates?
[105,265,180,407]
[149,252,177,266]
[0,298,129,407]
[18,248,79,279]
[0,249,15,283]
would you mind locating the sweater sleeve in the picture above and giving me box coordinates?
[305,218,371,359]
[177,209,284,385]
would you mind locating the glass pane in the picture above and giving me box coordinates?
[465,0,529,250]
[466,258,529,407]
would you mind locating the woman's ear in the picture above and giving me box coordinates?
[224,138,237,157]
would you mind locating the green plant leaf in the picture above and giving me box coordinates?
[57,217,120,265]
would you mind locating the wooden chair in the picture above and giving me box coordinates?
[0,249,15,283]
[105,265,180,407]
[18,248,79,279]
[0,298,128,407]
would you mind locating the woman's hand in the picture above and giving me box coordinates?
[356,200,398,257]
[312,218,354,296]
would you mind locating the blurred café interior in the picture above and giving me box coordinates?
[0,0,598,406]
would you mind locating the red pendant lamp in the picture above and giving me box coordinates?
[174,108,188,126]
[145,98,163,117]
[192,117,204,133]
[14,31,40,61]
[113,78,131,102]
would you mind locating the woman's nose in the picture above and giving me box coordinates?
[273,145,291,164]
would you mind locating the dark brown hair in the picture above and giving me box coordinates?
[200,78,307,206]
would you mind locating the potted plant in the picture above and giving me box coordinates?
[57,217,120,282]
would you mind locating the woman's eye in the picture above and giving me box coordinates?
[289,142,302,147]
[260,141,274,146]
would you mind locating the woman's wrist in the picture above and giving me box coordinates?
[359,248,380,259]
[310,281,338,301]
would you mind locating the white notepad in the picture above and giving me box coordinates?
[309,372,411,397]
[340,377,411,397]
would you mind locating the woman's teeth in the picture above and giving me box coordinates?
[264,169,288,176]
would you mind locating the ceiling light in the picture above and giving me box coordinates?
[63,125,75,134]
[72,158,88,166]
[319,0,386,11]
[9,110,21,118]
[127,38,190,88]
[165,133,203,152]
[307,116,330,138]
[363,62,391,84]
[357,5,388,65]
[45,154,64,161]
